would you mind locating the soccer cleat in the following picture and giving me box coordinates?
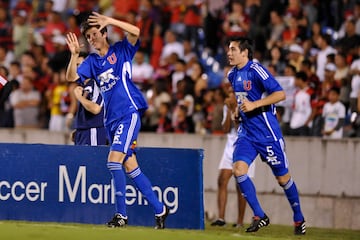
[155,206,169,229]
[107,213,128,228]
[245,214,270,232]
[294,220,306,235]
[210,219,226,226]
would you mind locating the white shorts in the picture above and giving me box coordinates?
[218,133,255,178]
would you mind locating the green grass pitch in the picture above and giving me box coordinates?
[1,221,359,240]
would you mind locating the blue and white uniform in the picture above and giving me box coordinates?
[77,38,147,155]
[73,79,107,146]
[228,60,288,176]
[218,105,255,177]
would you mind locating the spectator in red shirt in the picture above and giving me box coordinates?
[222,0,250,38]
[41,11,67,56]
[156,101,173,133]
[183,0,203,49]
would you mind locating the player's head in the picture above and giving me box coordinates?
[80,18,108,48]
[227,37,253,68]
[76,52,88,66]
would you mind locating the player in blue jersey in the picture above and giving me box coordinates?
[226,37,306,235]
[70,52,107,146]
[65,12,169,229]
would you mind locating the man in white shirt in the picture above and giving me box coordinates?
[289,71,312,136]
[160,30,184,61]
[315,34,337,82]
[132,50,154,91]
[322,87,346,139]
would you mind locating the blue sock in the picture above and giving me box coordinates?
[281,178,304,222]
[236,174,265,218]
[128,167,164,215]
[107,162,127,217]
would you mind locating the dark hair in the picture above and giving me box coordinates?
[295,71,308,82]
[286,63,297,74]
[319,33,332,45]
[301,59,312,68]
[329,86,340,95]
[160,101,171,110]
[228,37,253,60]
[78,52,89,58]
[176,59,186,66]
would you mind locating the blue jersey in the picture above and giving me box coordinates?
[77,38,148,127]
[73,79,104,129]
[228,60,284,142]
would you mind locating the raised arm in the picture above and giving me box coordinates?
[88,12,140,46]
[65,32,81,82]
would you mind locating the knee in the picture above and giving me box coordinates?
[233,162,248,177]
[276,173,291,186]
[108,151,126,163]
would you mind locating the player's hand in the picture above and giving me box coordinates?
[73,86,84,99]
[240,99,257,112]
[88,12,109,31]
[66,32,82,55]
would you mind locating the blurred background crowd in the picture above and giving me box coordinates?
[0,0,360,138]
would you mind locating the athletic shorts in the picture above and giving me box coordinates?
[233,137,289,177]
[74,127,107,146]
[219,136,256,178]
[106,112,140,159]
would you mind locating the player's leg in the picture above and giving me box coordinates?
[261,138,306,235]
[124,153,165,214]
[211,168,232,226]
[277,173,306,235]
[121,112,168,229]
[106,150,128,227]
[235,183,246,227]
[106,115,135,227]
[124,154,169,229]
[233,138,269,232]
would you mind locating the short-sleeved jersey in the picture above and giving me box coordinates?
[228,60,284,142]
[73,79,104,130]
[77,38,148,127]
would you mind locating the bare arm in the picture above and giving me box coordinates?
[65,32,81,82]
[223,92,237,133]
[88,12,140,46]
[241,90,286,113]
[73,86,102,114]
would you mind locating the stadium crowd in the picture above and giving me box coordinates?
[0,0,360,138]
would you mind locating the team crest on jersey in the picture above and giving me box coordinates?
[98,68,118,85]
[98,68,119,92]
[243,80,252,90]
[107,52,117,64]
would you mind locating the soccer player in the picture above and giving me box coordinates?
[65,12,169,228]
[67,52,108,146]
[226,37,306,235]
